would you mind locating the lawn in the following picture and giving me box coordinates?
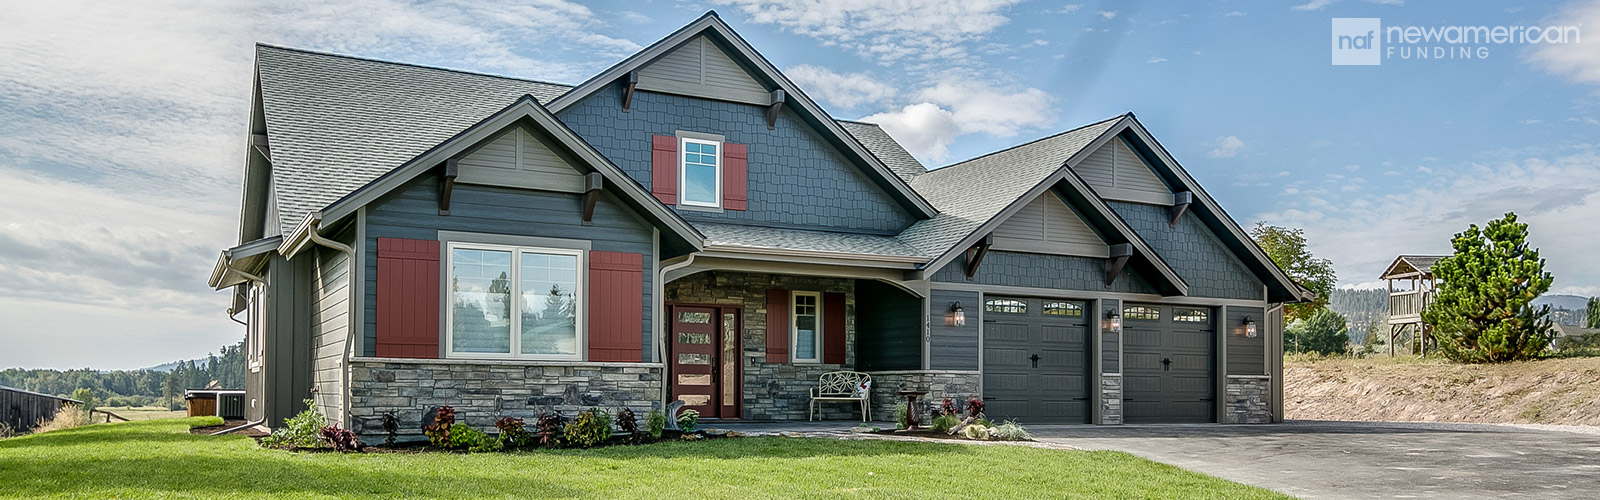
[0,418,1291,499]
[96,406,187,421]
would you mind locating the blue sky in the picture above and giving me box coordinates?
[1,0,1597,369]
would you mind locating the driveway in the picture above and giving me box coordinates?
[1030,420,1600,500]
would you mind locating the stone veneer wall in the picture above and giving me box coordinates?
[347,358,662,436]
[665,271,858,421]
[865,370,981,424]
[1224,376,1272,424]
[1099,374,1123,425]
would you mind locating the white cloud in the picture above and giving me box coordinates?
[1052,5,1082,14]
[715,0,1022,64]
[1097,10,1118,20]
[1291,0,1337,11]
[786,64,898,110]
[1256,149,1600,290]
[1528,1,1600,91]
[1208,136,1247,158]
[862,80,1054,162]
[1224,11,1247,17]
[1146,57,1169,64]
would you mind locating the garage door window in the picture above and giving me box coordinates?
[1123,305,1159,320]
[1042,301,1082,317]
[984,298,1026,314]
[1173,307,1209,323]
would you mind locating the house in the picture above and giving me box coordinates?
[208,12,1311,435]
[1378,255,1446,356]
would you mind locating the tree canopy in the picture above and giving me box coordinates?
[1286,307,1351,355]
[1421,212,1554,363]
[1251,223,1337,322]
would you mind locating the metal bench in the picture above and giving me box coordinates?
[808,371,871,422]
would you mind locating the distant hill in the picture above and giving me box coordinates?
[143,358,210,373]
[1327,288,1387,343]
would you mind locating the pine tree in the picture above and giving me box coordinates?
[1587,297,1599,329]
[1285,308,1351,356]
[1421,212,1554,363]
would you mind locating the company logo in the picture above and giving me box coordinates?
[1332,18,1382,65]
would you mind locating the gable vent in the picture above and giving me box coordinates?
[1075,137,1175,205]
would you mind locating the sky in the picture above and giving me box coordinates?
[1,0,1597,369]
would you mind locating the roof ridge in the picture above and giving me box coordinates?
[835,118,879,126]
[920,113,1128,177]
[254,43,576,89]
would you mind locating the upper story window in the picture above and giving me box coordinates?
[680,138,722,208]
[791,292,821,362]
[446,242,583,360]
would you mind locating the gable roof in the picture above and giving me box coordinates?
[543,11,936,218]
[299,94,703,257]
[839,120,927,181]
[1380,255,1448,279]
[900,114,1189,295]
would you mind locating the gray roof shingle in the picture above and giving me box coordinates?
[255,45,571,232]
[895,115,1124,258]
[838,120,926,181]
[697,222,922,258]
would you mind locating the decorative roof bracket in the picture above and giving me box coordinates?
[438,159,458,216]
[621,71,640,112]
[1105,243,1134,286]
[964,233,994,280]
[766,89,785,129]
[581,172,604,225]
[1168,191,1193,227]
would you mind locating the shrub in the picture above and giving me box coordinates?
[318,424,365,452]
[930,414,959,433]
[380,412,400,447]
[615,408,639,442]
[958,424,990,440]
[494,417,531,447]
[991,420,1032,441]
[422,406,455,448]
[1422,212,1555,363]
[676,408,699,433]
[535,411,566,447]
[31,404,92,434]
[443,423,496,452]
[0,422,12,439]
[966,398,985,418]
[892,403,907,429]
[262,399,326,449]
[939,397,959,416]
[564,408,614,448]
[645,409,667,439]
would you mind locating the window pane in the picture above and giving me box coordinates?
[451,248,512,354]
[794,294,818,360]
[1043,301,1082,316]
[1173,307,1209,323]
[1124,306,1160,321]
[520,252,578,356]
[683,164,717,204]
[985,298,1026,314]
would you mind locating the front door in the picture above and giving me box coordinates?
[669,305,741,419]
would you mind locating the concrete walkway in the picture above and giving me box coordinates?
[714,419,1600,499]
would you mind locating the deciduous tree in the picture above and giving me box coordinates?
[1421,213,1554,363]
[1251,223,1337,322]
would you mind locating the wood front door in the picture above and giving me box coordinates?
[669,305,741,419]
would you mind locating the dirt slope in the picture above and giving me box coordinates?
[1285,356,1600,425]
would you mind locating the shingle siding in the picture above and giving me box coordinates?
[1108,202,1264,300]
[558,85,917,235]
[361,175,656,361]
[930,250,1160,295]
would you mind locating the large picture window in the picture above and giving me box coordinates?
[679,137,722,208]
[791,291,821,363]
[446,243,583,360]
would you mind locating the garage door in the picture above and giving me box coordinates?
[982,296,1091,424]
[1123,304,1215,423]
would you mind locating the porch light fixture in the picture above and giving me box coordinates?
[1243,316,1258,338]
[1104,311,1123,334]
[949,302,966,327]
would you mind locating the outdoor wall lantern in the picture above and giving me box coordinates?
[948,302,966,327]
[1104,311,1123,334]
[1242,316,1258,338]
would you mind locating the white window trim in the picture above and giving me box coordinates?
[678,136,723,208]
[443,242,586,361]
[790,291,822,363]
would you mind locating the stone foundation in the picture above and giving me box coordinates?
[665,271,859,421]
[347,358,662,436]
[1224,375,1271,424]
[865,370,981,425]
[1099,374,1123,425]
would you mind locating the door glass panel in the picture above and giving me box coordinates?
[1124,305,1160,320]
[678,353,711,365]
[678,311,712,324]
[680,394,710,406]
[1173,307,1209,323]
[722,312,738,404]
[1043,301,1083,316]
[985,298,1027,314]
[450,248,512,353]
[678,332,711,345]
[679,374,711,385]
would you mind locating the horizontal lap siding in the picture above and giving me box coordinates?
[558,84,916,235]
[1108,202,1264,300]
[929,289,979,370]
[854,280,923,371]
[1101,299,1121,373]
[311,242,352,425]
[931,250,1158,295]
[363,176,656,361]
[1227,306,1266,375]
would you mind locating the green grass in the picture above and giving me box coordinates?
[0,418,1290,499]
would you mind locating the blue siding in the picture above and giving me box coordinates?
[1108,202,1264,300]
[929,289,978,370]
[557,85,916,235]
[854,280,922,371]
[362,175,657,362]
[930,250,1159,295]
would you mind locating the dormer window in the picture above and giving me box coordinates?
[679,138,722,208]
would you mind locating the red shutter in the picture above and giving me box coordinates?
[651,135,677,204]
[588,251,644,362]
[823,292,846,364]
[765,289,790,363]
[376,238,440,359]
[723,142,748,211]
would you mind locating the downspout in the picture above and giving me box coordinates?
[216,261,266,436]
[299,216,357,428]
[657,254,696,408]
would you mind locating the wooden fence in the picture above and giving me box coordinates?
[0,386,81,433]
